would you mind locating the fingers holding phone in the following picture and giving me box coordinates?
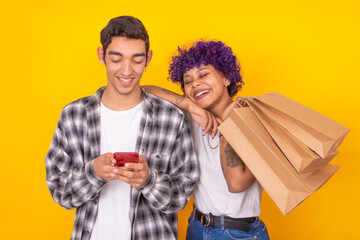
[93,152,117,181]
[112,154,149,188]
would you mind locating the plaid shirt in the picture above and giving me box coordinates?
[46,87,199,240]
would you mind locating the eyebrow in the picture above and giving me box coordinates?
[108,51,146,58]
[184,67,209,78]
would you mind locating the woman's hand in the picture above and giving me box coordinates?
[220,97,250,122]
[221,101,239,122]
[188,102,219,138]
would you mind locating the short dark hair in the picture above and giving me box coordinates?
[100,16,150,61]
[169,40,243,97]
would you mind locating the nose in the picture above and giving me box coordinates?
[193,80,201,88]
[121,60,132,76]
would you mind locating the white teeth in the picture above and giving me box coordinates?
[195,90,209,98]
[118,77,132,82]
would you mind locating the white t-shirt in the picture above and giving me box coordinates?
[90,101,144,240]
[190,117,263,218]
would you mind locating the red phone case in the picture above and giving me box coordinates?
[113,152,139,167]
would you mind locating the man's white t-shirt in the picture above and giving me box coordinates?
[90,101,144,240]
[189,117,263,218]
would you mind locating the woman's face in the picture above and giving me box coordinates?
[183,64,231,110]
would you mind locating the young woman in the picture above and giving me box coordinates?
[143,40,269,240]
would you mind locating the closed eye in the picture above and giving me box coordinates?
[133,56,145,64]
[184,79,192,85]
[200,73,209,78]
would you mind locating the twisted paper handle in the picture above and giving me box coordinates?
[234,96,256,108]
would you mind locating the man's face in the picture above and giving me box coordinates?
[98,37,152,97]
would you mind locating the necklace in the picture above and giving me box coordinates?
[207,134,220,149]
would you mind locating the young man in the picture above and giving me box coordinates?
[45,16,199,240]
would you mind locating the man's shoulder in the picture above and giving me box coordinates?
[62,87,104,113]
[62,95,92,113]
[145,92,185,117]
[58,88,104,122]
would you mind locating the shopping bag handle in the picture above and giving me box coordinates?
[234,97,254,108]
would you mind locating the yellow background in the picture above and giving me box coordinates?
[1,0,359,239]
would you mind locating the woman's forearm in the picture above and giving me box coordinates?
[142,85,219,137]
[142,85,191,111]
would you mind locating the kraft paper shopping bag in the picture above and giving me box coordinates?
[247,99,339,173]
[218,107,340,215]
[251,92,349,158]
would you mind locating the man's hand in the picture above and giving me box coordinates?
[111,155,149,188]
[93,153,117,180]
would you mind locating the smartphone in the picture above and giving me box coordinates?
[113,152,139,167]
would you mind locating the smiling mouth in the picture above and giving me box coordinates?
[117,77,133,83]
[195,90,210,98]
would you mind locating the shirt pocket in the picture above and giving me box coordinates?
[147,153,171,173]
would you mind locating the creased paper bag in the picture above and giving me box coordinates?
[246,99,339,173]
[251,92,349,158]
[218,107,340,215]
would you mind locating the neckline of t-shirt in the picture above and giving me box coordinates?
[100,100,144,115]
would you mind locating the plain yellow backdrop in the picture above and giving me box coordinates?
[1,0,359,239]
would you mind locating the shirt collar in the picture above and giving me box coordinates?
[141,87,154,118]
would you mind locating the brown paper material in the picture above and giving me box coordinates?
[247,99,339,173]
[252,92,350,158]
[218,107,340,215]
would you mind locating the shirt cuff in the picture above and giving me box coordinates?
[85,159,106,190]
[137,168,156,195]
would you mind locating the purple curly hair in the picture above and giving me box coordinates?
[168,40,243,97]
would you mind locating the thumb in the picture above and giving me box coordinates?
[104,152,116,165]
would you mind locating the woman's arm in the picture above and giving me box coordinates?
[218,101,257,193]
[142,85,218,137]
[219,134,256,193]
[142,85,187,108]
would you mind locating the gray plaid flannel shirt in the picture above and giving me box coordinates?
[46,87,199,240]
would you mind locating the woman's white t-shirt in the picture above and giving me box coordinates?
[189,116,263,218]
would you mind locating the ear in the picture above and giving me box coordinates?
[145,49,153,67]
[97,47,105,65]
[224,78,231,87]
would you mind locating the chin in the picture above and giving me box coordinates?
[115,87,135,96]
[197,102,212,110]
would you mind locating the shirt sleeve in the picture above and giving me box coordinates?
[45,112,106,210]
[137,116,199,214]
